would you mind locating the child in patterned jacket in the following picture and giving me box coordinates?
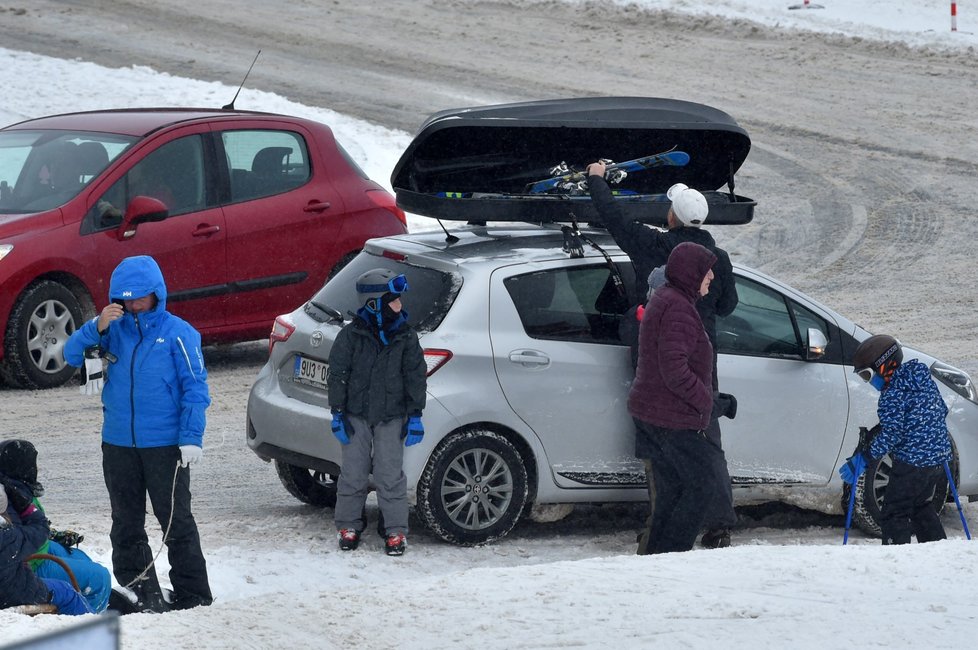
[839,334,952,544]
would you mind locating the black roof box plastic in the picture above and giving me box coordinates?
[391,97,755,226]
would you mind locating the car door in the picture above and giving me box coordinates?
[217,124,345,329]
[716,271,850,484]
[489,260,646,489]
[83,130,228,331]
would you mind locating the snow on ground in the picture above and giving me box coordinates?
[2,2,978,648]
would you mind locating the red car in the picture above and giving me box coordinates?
[0,108,407,389]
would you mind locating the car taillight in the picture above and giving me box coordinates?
[423,349,452,376]
[367,189,407,226]
[268,315,296,356]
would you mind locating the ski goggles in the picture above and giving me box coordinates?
[356,274,409,296]
[854,367,875,383]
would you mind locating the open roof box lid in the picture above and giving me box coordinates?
[391,96,755,226]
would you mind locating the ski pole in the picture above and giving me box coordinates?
[843,481,858,545]
[944,461,971,540]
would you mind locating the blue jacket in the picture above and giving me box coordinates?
[64,255,211,448]
[0,507,52,609]
[870,359,951,467]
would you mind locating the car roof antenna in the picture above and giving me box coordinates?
[223,49,262,110]
[436,218,460,244]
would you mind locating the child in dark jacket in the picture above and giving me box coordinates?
[0,486,91,614]
[327,269,427,556]
[839,334,952,544]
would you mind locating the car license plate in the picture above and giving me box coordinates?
[294,355,328,390]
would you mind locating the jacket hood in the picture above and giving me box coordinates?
[664,241,717,301]
[889,359,932,392]
[108,255,167,310]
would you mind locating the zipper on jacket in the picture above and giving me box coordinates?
[129,313,144,448]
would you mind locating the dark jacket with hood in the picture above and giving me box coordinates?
[629,242,717,442]
[64,255,211,448]
[588,175,738,347]
[870,359,952,467]
[0,504,52,609]
[327,301,427,426]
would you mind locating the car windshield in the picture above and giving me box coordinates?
[309,251,460,333]
[0,129,136,213]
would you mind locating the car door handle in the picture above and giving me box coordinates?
[509,350,550,367]
[303,201,332,213]
[192,224,221,237]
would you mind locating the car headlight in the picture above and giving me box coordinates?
[0,244,12,261]
[931,361,978,405]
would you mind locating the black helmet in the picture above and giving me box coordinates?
[852,334,903,382]
[0,439,42,495]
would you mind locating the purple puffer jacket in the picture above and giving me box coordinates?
[628,242,716,432]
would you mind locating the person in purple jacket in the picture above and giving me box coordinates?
[631,242,724,554]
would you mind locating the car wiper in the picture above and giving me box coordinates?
[305,300,345,324]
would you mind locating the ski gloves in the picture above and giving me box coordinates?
[838,450,870,485]
[179,445,202,468]
[712,392,738,420]
[81,345,104,396]
[331,410,352,445]
[403,414,424,447]
[330,411,423,447]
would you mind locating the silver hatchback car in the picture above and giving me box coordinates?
[246,224,978,545]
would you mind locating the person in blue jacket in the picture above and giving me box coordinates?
[0,483,91,614]
[0,439,111,613]
[64,255,212,612]
[839,334,952,544]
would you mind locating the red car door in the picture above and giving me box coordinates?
[217,120,346,330]
[85,129,228,332]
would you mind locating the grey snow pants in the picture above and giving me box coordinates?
[333,415,409,536]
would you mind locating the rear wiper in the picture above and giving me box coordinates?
[306,300,345,324]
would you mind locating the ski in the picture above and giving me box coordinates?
[523,149,690,195]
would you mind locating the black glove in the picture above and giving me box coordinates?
[51,528,85,549]
[2,475,35,513]
[712,392,738,420]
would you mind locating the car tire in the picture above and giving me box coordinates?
[417,428,529,546]
[274,460,338,508]
[1,280,85,389]
[847,451,954,537]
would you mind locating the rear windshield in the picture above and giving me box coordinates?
[307,251,460,333]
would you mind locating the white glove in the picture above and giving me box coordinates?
[179,445,203,468]
[80,356,104,396]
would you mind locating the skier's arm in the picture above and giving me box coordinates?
[63,318,104,367]
[173,325,210,447]
[587,171,665,261]
[327,327,354,411]
[870,388,906,459]
[402,333,428,415]
[713,251,739,318]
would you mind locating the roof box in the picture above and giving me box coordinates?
[391,97,755,226]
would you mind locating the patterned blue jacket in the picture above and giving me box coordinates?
[870,359,951,467]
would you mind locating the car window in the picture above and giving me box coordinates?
[717,276,830,358]
[86,134,207,230]
[309,252,460,333]
[222,130,310,202]
[0,129,134,213]
[505,264,633,345]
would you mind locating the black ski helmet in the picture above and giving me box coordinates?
[0,439,42,495]
[852,335,903,382]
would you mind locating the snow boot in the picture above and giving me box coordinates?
[700,528,732,549]
[338,528,361,551]
[385,532,406,556]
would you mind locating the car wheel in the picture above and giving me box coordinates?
[274,460,338,507]
[326,251,359,282]
[1,281,85,389]
[848,451,954,537]
[417,428,529,546]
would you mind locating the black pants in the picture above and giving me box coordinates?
[635,420,723,555]
[880,458,947,545]
[702,416,737,530]
[102,443,211,601]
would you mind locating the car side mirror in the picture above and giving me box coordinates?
[117,196,168,240]
[806,327,827,361]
